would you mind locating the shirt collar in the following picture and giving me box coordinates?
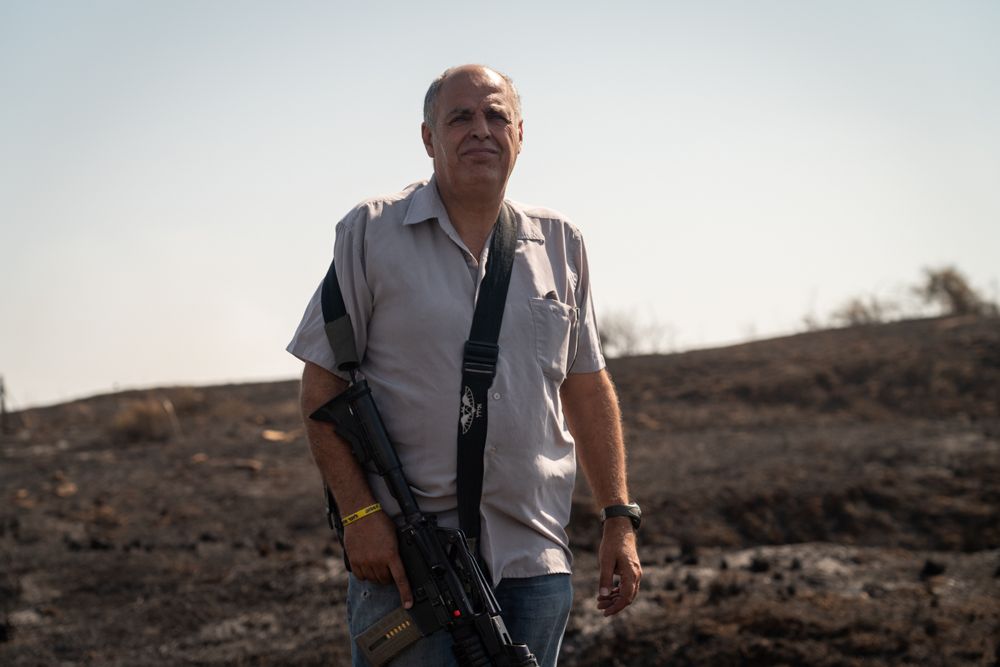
[509,205,544,243]
[402,175,448,227]
[403,175,544,243]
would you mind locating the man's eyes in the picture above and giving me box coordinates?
[447,111,510,125]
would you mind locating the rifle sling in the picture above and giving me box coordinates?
[456,204,517,553]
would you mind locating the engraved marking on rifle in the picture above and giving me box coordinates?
[460,386,482,434]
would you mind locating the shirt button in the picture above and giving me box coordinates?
[492,392,501,400]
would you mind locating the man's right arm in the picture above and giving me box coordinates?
[300,361,413,608]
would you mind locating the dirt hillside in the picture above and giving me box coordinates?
[2,315,998,666]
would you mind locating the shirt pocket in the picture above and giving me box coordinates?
[528,297,579,383]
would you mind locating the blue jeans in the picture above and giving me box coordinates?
[347,572,573,667]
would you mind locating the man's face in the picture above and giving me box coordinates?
[421,67,523,200]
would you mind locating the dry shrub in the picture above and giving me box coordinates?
[918,266,999,317]
[599,309,674,358]
[831,296,893,327]
[167,387,206,415]
[108,398,174,444]
[817,266,997,331]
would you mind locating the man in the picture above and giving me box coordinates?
[288,64,641,666]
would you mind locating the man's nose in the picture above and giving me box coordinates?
[471,112,490,138]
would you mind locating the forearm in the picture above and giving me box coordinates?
[300,361,376,514]
[560,369,629,509]
[300,362,413,599]
[562,368,641,614]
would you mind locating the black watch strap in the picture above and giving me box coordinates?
[600,503,641,531]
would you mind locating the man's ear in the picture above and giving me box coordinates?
[517,119,524,154]
[421,123,434,158]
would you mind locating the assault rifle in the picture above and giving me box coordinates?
[310,372,538,667]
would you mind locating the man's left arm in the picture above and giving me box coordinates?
[560,369,642,616]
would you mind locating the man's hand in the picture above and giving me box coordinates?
[343,510,414,610]
[596,518,641,616]
[560,370,642,616]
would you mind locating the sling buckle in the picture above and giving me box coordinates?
[463,340,500,378]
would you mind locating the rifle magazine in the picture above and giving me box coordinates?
[355,605,423,667]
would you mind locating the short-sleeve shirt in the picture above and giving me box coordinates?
[287,177,605,582]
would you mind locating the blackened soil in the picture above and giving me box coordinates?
[2,316,998,665]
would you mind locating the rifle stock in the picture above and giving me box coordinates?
[311,378,538,667]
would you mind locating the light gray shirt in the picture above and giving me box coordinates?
[288,177,605,582]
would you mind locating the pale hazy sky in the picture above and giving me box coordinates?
[2,1,998,408]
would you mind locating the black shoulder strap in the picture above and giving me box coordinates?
[456,204,518,549]
[319,257,360,373]
[316,258,360,570]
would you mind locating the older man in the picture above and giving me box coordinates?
[289,64,641,666]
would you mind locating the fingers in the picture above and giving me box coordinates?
[596,583,620,611]
[353,557,412,612]
[342,514,414,609]
[598,551,615,600]
[597,559,631,616]
[599,564,640,616]
[388,556,413,609]
[602,592,628,616]
[617,559,640,607]
[344,513,402,585]
[596,529,642,616]
[351,552,397,586]
[364,564,393,585]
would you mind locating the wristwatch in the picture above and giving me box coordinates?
[600,503,642,531]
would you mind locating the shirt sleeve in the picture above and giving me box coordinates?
[286,205,373,379]
[567,228,606,375]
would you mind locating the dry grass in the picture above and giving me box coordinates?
[107,396,182,444]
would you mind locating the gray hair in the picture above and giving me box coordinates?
[422,65,522,126]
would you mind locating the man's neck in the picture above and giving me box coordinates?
[436,183,506,261]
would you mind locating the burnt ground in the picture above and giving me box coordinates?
[2,315,999,666]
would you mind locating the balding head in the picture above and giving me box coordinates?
[423,64,521,127]
[419,63,524,210]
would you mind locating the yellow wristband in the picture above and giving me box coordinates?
[341,503,382,527]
